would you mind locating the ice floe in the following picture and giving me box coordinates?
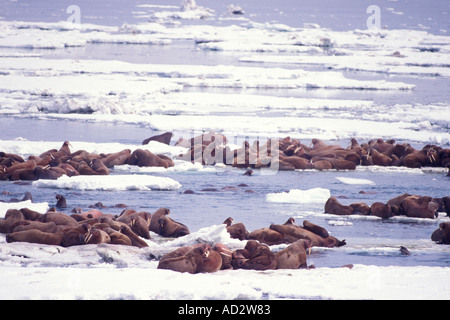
[32,174,182,191]
[266,188,331,204]
[336,177,376,185]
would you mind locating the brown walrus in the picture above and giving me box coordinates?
[247,227,285,246]
[196,245,223,273]
[157,244,213,274]
[276,239,311,269]
[324,197,354,215]
[157,215,190,238]
[149,207,170,234]
[302,220,329,238]
[239,240,277,271]
[6,229,63,245]
[0,209,24,233]
[119,225,148,248]
[142,132,173,145]
[431,222,450,244]
[104,227,132,246]
[400,195,439,219]
[84,227,111,245]
[8,220,57,234]
[223,217,249,240]
[269,223,345,248]
[370,202,394,219]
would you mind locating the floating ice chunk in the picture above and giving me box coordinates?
[0,200,49,219]
[328,219,353,226]
[336,177,375,185]
[32,175,182,191]
[266,188,331,203]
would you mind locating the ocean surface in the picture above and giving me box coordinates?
[0,0,449,300]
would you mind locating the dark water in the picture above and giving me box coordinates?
[0,0,449,268]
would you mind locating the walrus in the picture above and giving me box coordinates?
[370,149,393,166]
[84,227,111,245]
[0,209,25,233]
[431,222,450,244]
[128,216,151,239]
[77,161,102,175]
[240,240,277,271]
[247,227,285,246]
[104,227,132,246]
[156,154,175,167]
[157,244,212,274]
[61,224,89,247]
[158,215,190,238]
[55,194,67,209]
[231,248,249,269]
[349,202,371,215]
[370,202,394,219]
[90,158,110,175]
[443,196,450,216]
[149,207,170,234]
[58,163,79,177]
[324,197,354,215]
[400,195,438,219]
[311,159,333,170]
[159,245,194,263]
[8,220,57,234]
[78,209,104,220]
[127,149,168,168]
[302,220,329,238]
[323,157,357,170]
[119,225,148,248]
[6,229,63,245]
[279,155,311,170]
[269,223,345,248]
[19,208,43,221]
[223,217,249,240]
[213,243,233,270]
[196,245,223,273]
[276,239,311,269]
[39,211,78,230]
[33,166,64,180]
[142,132,173,145]
[9,168,38,181]
[386,193,411,215]
[6,160,36,176]
[0,151,25,163]
[116,211,151,238]
[100,149,131,168]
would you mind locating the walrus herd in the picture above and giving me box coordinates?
[1,206,190,248]
[1,133,449,182]
[0,141,175,182]
[0,133,449,274]
[1,193,449,273]
[0,200,336,272]
[172,131,450,172]
[324,194,450,219]
[159,216,346,273]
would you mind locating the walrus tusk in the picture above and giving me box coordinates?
[84,233,92,244]
[308,247,312,256]
[219,252,232,258]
